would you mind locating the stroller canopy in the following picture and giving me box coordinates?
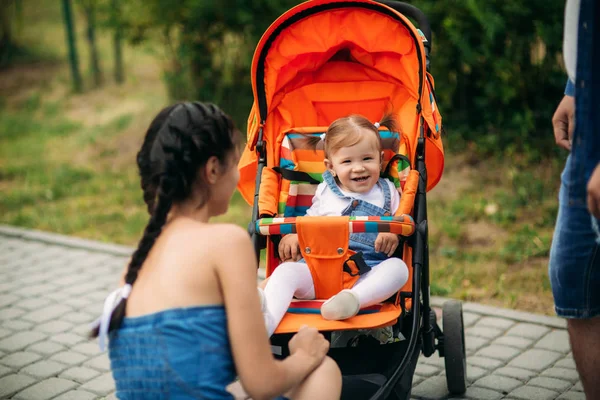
[238,0,444,205]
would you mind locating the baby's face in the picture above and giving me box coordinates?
[326,134,382,194]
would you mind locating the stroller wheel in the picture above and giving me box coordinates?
[442,300,467,394]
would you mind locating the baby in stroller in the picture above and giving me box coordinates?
[260,114,409,336]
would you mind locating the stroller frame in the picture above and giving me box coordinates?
[244,1,467,398]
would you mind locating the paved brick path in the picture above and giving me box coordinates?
[0,225,585,400]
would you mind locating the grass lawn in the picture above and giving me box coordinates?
[0,0,565,315]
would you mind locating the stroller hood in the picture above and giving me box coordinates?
[238,0,444,205]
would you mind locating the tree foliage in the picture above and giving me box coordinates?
[412,0,565,154]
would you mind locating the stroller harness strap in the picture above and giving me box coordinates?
[296,216,367,299]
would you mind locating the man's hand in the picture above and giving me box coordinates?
[588,163,600,219]
[374,233,399,257]
[278,234,302,262]
[552,95,575,151]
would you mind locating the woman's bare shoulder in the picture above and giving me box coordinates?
[169,220,250,249]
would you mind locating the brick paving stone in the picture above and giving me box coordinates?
[411,376,448,400]
[60,366,101,384]
[20,360,70,379]
[466,326,504,339]
[63,297,94,309]
[43,291,75,303]
[411,374,425,387]
[0,327,12,339]
[458,386,503,400]
[419,354,446,369]
[508,349,563,372]
[463,312,481,327]
[467,356,504,371]
[0,351,43,368]
[508,385,559,400]
[71,342,101,356]
[527,376,572,392]
[541,367,580,382]
[494,367,538,382]
[0,307,26,320]
[493,336,535,350]
[84,353,111,372]
[18,297,55,310]
[0,374,36,398]
[473,375,523,393]
[14,377,78,400]
[63,312,95,324]
[16,283,59,297]
[53,274,91,287]
[2,319,34,331]
[80,372,116,396]
[555,356,576,369]
[475,317,517,330]
[52,390,98,400]
[63,282,106,296]
[414,363,441,377]
[104,393,118,400]
[71,323,93,337]
[52,332,87,346]
[36,320,74,334]
[572,381,583,391]
[557,390,586,400]
[534,330,571,354]
[22,304,72,323]
[466,336,490,353]
[27,341,67,356]
[0,364,11,378]
[52,389,99,400]
[475,344,521,362]
[50,351,89,366]
[0,331,46,352]
[0,293,19,307]
[505,323,551,340]
[465,365,488,382]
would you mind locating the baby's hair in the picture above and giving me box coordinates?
[90,102,238,338]
[310,113,399,157]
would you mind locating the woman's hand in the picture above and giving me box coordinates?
[288,326,329,372]
[278,234,302,262]
[375,233,399,256]
[588,163,600,219]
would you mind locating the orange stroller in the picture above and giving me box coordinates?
[237,1,466,398]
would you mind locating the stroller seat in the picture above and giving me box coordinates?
[256,127,419,334]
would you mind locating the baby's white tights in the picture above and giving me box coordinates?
[261,257,408,336]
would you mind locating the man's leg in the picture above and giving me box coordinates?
[549,155,600,398]
[567,317,600,399]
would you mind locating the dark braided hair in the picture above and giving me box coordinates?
[91,102,238,337]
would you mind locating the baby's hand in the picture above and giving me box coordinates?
[278,234,302,262]
[375,233,399,256]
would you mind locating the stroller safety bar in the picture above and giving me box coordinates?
[253,215,415,236]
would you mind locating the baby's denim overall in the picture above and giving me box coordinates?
[322,170,393,267]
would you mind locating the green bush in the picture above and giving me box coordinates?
[411,0,565,154]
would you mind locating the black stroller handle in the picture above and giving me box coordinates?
[378,1,432,48]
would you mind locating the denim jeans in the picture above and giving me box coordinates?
[549,155,600,318]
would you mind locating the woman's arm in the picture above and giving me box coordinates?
[214,225,327,400]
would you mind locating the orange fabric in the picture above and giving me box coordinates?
[399,243,413,310]
[258,167,280,216]
[296,216,357,299]
[397,170,419,216]
[274,302,401,334]
[238,0,444,204]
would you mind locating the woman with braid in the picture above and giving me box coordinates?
[90,102,341,400]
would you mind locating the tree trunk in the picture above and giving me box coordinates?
[84,2,103,87]
[111,0,124,84]
[61,0,83,92]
